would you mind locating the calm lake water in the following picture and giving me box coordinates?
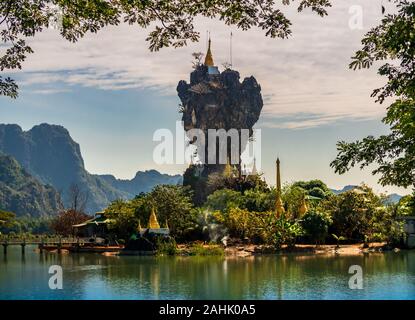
[0,245,414,300]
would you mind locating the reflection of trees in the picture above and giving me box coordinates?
[1,246,414,299]
[45,251,415,299]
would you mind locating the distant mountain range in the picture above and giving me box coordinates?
[0,123,403,216]
[330,185,358,194]
[0,124,182,215]
[330,185,402,204]
[99,170,183,195]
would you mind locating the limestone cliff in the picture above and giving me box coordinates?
[177,65,263,204]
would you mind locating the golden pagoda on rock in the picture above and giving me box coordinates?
[204,37,214,66]
[275,158,285,217]
[204,37,220,75]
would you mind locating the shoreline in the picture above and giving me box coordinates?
[33,242,407,257]
[174,242,401,258]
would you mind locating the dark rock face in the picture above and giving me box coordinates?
[177,66,263,204]
[0,123,124,213]
[178,67,263,133]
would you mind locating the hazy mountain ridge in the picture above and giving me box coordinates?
[0,124,182,213]
[330,185,402,204]
[330,185,358,194]
[98,170,182,196]
[0,153,62,217]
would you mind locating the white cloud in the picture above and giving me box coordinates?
[14,0,390,128]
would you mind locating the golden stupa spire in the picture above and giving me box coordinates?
[204,37,214,66]
[137,219,142,231]
[275,158,285,217]
[251,157,258,175]
[148,207,161,229]
[223,156,232,178]
[298,195,309,217]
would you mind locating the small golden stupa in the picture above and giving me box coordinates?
[275,158,285,217]
[223,157,233,178]
[148,207,161,229]
[203,37,220,75]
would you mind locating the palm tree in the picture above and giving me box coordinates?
[332,234,346,249]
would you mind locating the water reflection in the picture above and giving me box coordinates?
[0,245,414,300]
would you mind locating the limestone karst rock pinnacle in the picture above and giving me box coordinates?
[177,63,263,204]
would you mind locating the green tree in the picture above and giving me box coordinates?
[0,0,332,98]
[105,185,196,241]
[146,185,196,241]
[4,215,53,234]
[205,186,275,213]
[205,188,243,213]
[282,184,306,218]
[331,1,415,201]
[0,209,15,230]
[322,186,384,242]
[50,209,91,236]
[292,180,332,199]
[242,187,275,212]
[397,195,415,216]
[225,207,270,242]
[266,213,303,249]
[301,210,332,245]
[105,199,139,240]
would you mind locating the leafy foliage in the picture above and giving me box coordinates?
[206,185,275,214]
[0,0,332,98]
[321,186,387,242]
[205,188,245,213]
[397,194,415,216]
[266,213,304,249]
[145,185,197,240]
[0,153,63,217]
[1,215,53,234]
[331,1,415,193]
[105,185,197,241]
[224,207,269,241]
[332,100,415,189]
[292,180,332,199]
[105,199,138,240]
[300,210,331,244]
[281,185,306,218]
[50,209,91,236]
[207,172,268,196]
[0,209,15,229]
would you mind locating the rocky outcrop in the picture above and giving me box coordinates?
[177,66,263,204]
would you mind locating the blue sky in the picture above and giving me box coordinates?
[0,0,410,195]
